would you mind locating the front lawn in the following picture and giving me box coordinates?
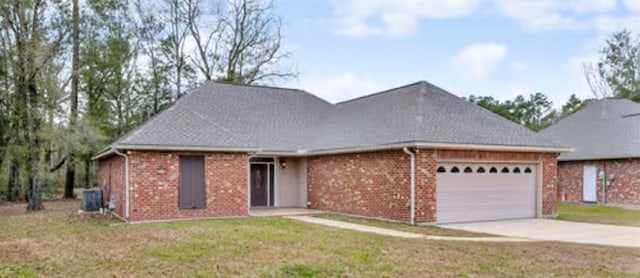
[557,203,640,227]
[0,201,638,277]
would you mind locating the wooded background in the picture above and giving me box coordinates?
[0,0,638,211]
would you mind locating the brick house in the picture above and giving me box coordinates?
[94,81,569,223]
[541,98,640,208]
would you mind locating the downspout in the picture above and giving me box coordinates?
[602,161,607,205]
[403,147,416,225]
[113,149,129,219]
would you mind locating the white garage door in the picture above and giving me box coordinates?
[436,163,537,223]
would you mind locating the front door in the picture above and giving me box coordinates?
[583,165,597,202]
[250,163,275,207]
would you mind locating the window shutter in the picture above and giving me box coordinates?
[179,156,206,209]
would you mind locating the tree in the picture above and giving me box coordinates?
[184,0,296,84]
[585,29,640,102]
[1,0,70,210]
[467,92,580,131]
[158,0,194,100]
[64,0,80,199]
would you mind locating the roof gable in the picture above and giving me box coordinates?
[540,98,640,160]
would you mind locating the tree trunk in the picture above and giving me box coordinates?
[64,0,80,199]
[84,158,91,188]
[7,161,18,202]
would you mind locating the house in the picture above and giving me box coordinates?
[541,98,640,208]
[94,81,569,223]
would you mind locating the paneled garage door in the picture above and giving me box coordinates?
[436,163,537,223]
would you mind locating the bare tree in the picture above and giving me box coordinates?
[185,0,224,81]
[159,0,193,100]
[184,0,296,84]
[219,0,295,84]
[583,62,613,99]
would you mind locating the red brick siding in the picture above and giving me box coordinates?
[436,150,558,216]
[98,155,126,217]
[307,151,412,221]
[415,149,436,222]
[558,159,640,207]
[126,151,248,222]
[306,149,559,223]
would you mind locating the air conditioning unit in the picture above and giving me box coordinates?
[81,188,103,212]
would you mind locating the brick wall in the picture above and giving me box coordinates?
[307,150,412,221]
[98,155,126,217]
[558,159,640,207]
[307,149,559,223]
[97,151,249,222]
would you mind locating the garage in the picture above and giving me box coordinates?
[436,163,537,223]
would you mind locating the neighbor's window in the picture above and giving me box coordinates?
[179,155,206,209]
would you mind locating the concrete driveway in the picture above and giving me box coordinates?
[440,219,640,248]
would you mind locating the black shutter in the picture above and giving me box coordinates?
[179,156,206,209]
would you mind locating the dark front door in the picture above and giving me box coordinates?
[250,164,268,207]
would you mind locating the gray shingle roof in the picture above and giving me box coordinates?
[539,98,640,161]
[103,80,567,156]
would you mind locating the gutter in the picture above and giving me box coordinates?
[93,142,573,161]
[113,149,130,219]
[403,147,416,225]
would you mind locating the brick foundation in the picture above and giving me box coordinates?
[558,159,640,208]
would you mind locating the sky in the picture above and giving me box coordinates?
[272,0,640,106]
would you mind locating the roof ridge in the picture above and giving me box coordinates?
[334,81,427,105]
[207,80,307,93]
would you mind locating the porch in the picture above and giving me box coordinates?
[250,207,324,217]
[249,156,308,209]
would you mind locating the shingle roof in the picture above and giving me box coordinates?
[539,98,640,161]
[100,80,568,157]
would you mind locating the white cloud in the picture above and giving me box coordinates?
[296,72,388,103]
[332,0,482,37]
[493,0,616,31]
[623,0,640,12]
[453,43,508,82]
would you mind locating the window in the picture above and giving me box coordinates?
[464,167,473,173]
[437,166,446,173]
[524,167,532,173]
[477,167,485,173]
[513,167,521,173]
[450,166,460,173]
[179,156,206,209]
[489,167,498,173]
[501,167,510,173]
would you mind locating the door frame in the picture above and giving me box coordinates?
[435,159,543,219]
[248,157,278,208]
[582,165,597,202]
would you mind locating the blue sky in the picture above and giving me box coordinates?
[274,0,640,106]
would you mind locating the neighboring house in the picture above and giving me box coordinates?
[541,98,640,208]
[94,81,569,223]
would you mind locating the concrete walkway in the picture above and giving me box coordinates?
[287,216,533,242]
[440,219,640,248]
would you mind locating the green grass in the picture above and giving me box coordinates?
[0,201,638,277]
[557,203,640,227]
[315,213,495,237]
